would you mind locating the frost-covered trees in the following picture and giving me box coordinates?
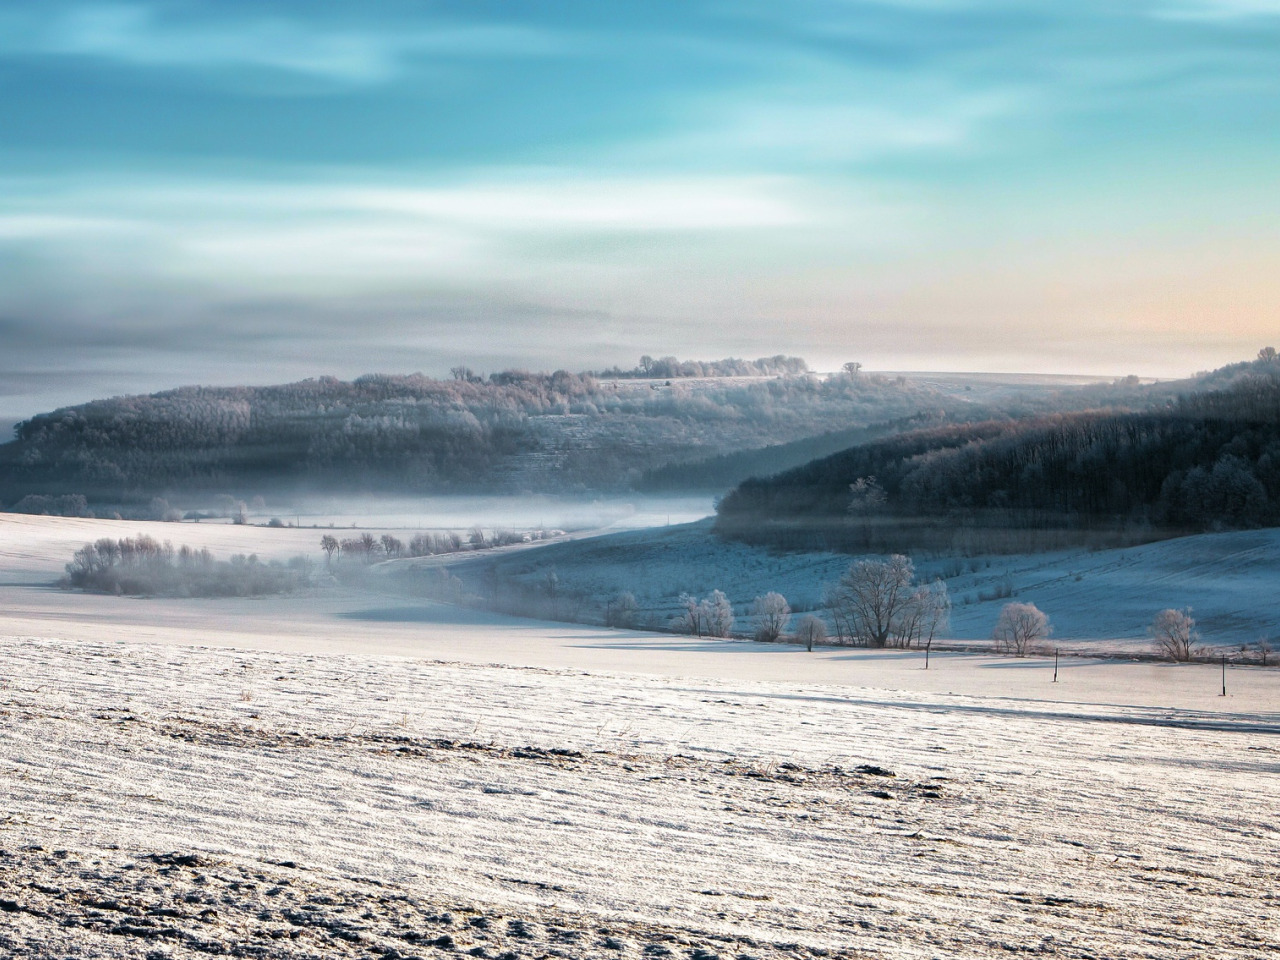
[703,590,735,638]
[825,555,916,647]
[750,592,790,642]
[1150,608,1199,661]
[673,590,735,638]
[993,602,1051,656]
[63,535,308,597]
[794,614,827,652]
[823,555,949,648]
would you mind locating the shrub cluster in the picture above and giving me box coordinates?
[62,535,311,597]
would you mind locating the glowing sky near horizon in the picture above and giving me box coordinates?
[2,0,1279,417]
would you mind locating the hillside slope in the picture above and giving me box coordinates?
[716,355,1280,553]
[0,365,961,508]
[385,518,1280,648]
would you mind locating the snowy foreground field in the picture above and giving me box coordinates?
[2,515,1279,958]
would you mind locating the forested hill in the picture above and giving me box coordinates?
[2,361,979,509]
[715,353,1280,554]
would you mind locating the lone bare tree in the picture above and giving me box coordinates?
[1150,608,1199,661]
[827,554,915,647]
[992,602,1051,657]
[895,579,951,649]
[605,591,638,628]
[794,614,827,652]
[674,593,704,636]
[320,535,339,567]
[750,592,791,642]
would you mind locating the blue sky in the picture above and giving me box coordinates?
[2,1,1279,417]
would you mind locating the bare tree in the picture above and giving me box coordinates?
[605,591,638,628]
[898,579,950,649]
[794,614,827,652]
[828,554,915,647]
[1150,608,1199,662]
[380,534,404,559]
[320,535,339,567]
[843,361,862,377]
[750,592,791,642]
[993,602,1051,656]
[673,593,704,636]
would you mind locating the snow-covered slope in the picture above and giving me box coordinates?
[442,520,1280,648]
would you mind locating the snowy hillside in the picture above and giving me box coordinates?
[429,520,1280,649]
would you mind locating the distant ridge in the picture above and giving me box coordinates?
[0,360,955,511]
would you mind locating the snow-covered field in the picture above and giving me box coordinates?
[448,519,1280,649]
[2,514,1279,958]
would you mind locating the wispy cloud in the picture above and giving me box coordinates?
[1153,0,1280,20]
[1,3,567,84]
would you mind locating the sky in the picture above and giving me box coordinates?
[2,0,1280,421]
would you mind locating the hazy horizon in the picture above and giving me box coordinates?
[4,2,1279,417]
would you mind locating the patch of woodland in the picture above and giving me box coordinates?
[716,353,1280,554]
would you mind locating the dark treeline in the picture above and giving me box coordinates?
[591,354,809,379]
[716,354,1280,554]
[0,362,959,507]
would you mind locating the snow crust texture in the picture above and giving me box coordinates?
[3,636,1278,958]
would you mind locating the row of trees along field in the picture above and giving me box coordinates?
[716,352,1280,554]
[0,359,964,506]
[654,557,1268,663]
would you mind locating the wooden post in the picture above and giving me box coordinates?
[1221,654,1227,697]
[924,637,931,670]
[1053,647,1059,683]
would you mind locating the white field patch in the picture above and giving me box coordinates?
[2,514,1279,957]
